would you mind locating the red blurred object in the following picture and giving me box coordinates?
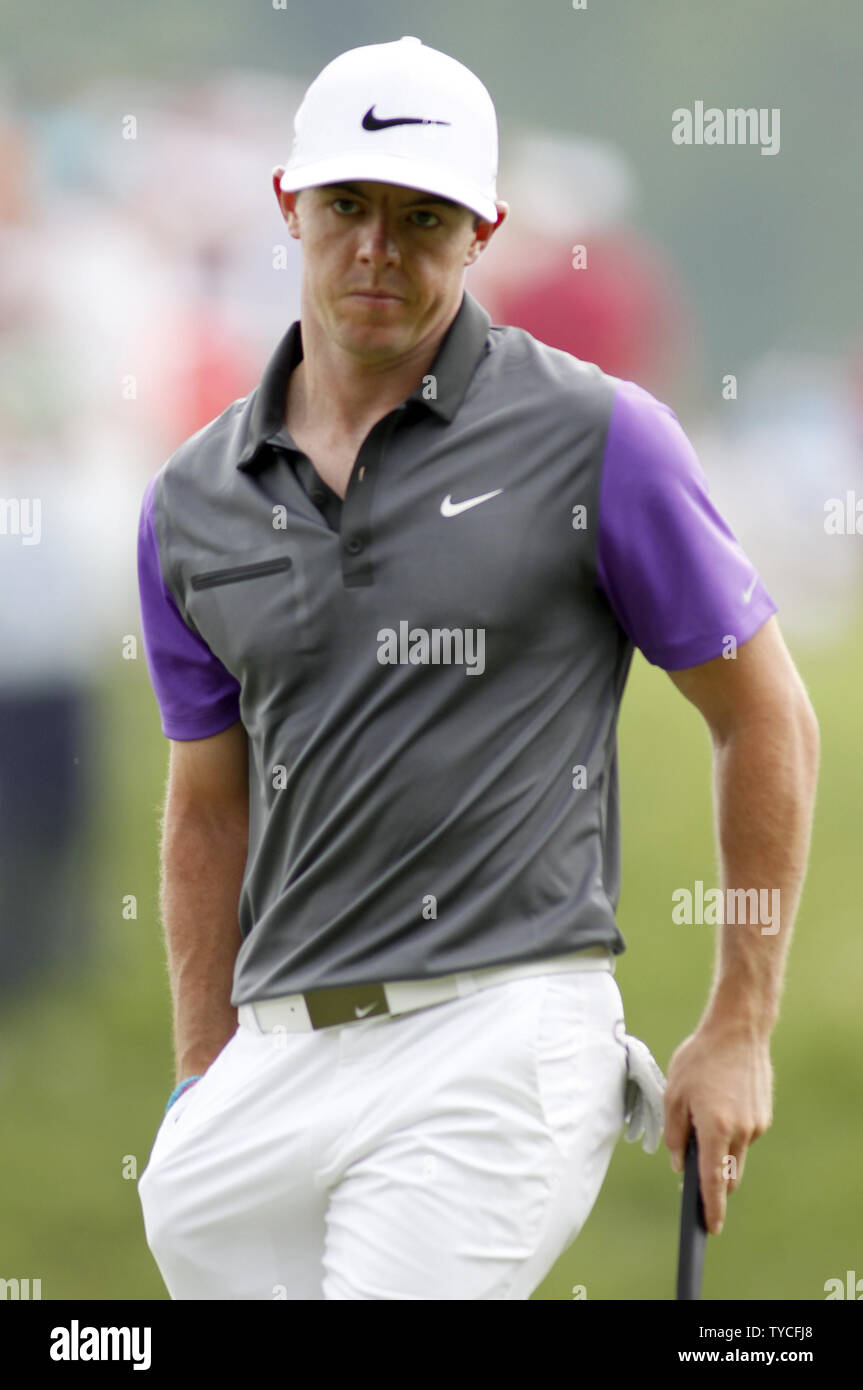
[172,306,259,438]
[491,229,692,399]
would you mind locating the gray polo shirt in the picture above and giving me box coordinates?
[138,288,777,1004]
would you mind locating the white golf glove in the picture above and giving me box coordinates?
[622,1033,667,1154]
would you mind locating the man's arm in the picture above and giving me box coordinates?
[159,719,250,1086]
[663,615,819,1234]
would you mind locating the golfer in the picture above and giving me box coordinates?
[136,36,819,1299]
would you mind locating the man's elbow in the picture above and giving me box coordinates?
[721,680,819,777]
[765,684,820,786]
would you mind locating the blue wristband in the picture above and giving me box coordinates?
[165,1075,203,1114]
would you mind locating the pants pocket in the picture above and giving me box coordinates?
[532,972,628,1158]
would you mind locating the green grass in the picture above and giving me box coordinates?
[1,614,859,1300]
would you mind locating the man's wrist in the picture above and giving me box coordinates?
[174,1015,238,1082]
[700,987,777,1043]
[165,1075,203,1114]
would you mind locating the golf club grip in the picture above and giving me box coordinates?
[676,1129,708,1300]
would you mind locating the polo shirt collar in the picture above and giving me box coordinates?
[236,288,491,472]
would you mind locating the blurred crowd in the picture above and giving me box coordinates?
[1,69,860,1003]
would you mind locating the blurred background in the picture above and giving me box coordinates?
[1,0,860,1300]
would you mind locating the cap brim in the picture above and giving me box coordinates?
[279,151,498,224]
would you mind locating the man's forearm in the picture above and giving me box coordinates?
[701,698,819,1039]
[160,809,247,1083]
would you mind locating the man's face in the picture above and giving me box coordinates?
[272,175,507,363]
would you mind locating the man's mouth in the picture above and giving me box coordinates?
[349,291,403,301]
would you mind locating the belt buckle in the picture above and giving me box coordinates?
[304,983,389,1029]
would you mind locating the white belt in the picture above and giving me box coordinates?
[238,945,616,1034]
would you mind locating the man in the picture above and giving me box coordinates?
[136,37,819,1300]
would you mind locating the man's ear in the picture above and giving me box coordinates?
[466,200,509,265]
[272,170,301,238]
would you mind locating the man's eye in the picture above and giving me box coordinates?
[329,200,439,226]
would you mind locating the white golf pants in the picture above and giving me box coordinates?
[138,968,629,1299]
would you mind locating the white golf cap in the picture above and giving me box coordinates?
[279,36,500,224]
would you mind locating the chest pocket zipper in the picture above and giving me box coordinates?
[190,557,293,590]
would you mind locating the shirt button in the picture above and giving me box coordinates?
[311,490,327,505]
[345,537,364,555]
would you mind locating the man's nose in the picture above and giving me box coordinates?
[356,210,400,262]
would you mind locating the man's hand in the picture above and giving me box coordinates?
[664,1020,774,1235]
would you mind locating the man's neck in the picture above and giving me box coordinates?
[287,297,460,440]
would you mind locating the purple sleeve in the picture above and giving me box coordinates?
[137,474,242,740]
[596,380,778,669]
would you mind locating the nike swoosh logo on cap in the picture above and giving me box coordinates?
[440,489,503,517]
[354,1002,378,1018]
[362,106,451,131]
